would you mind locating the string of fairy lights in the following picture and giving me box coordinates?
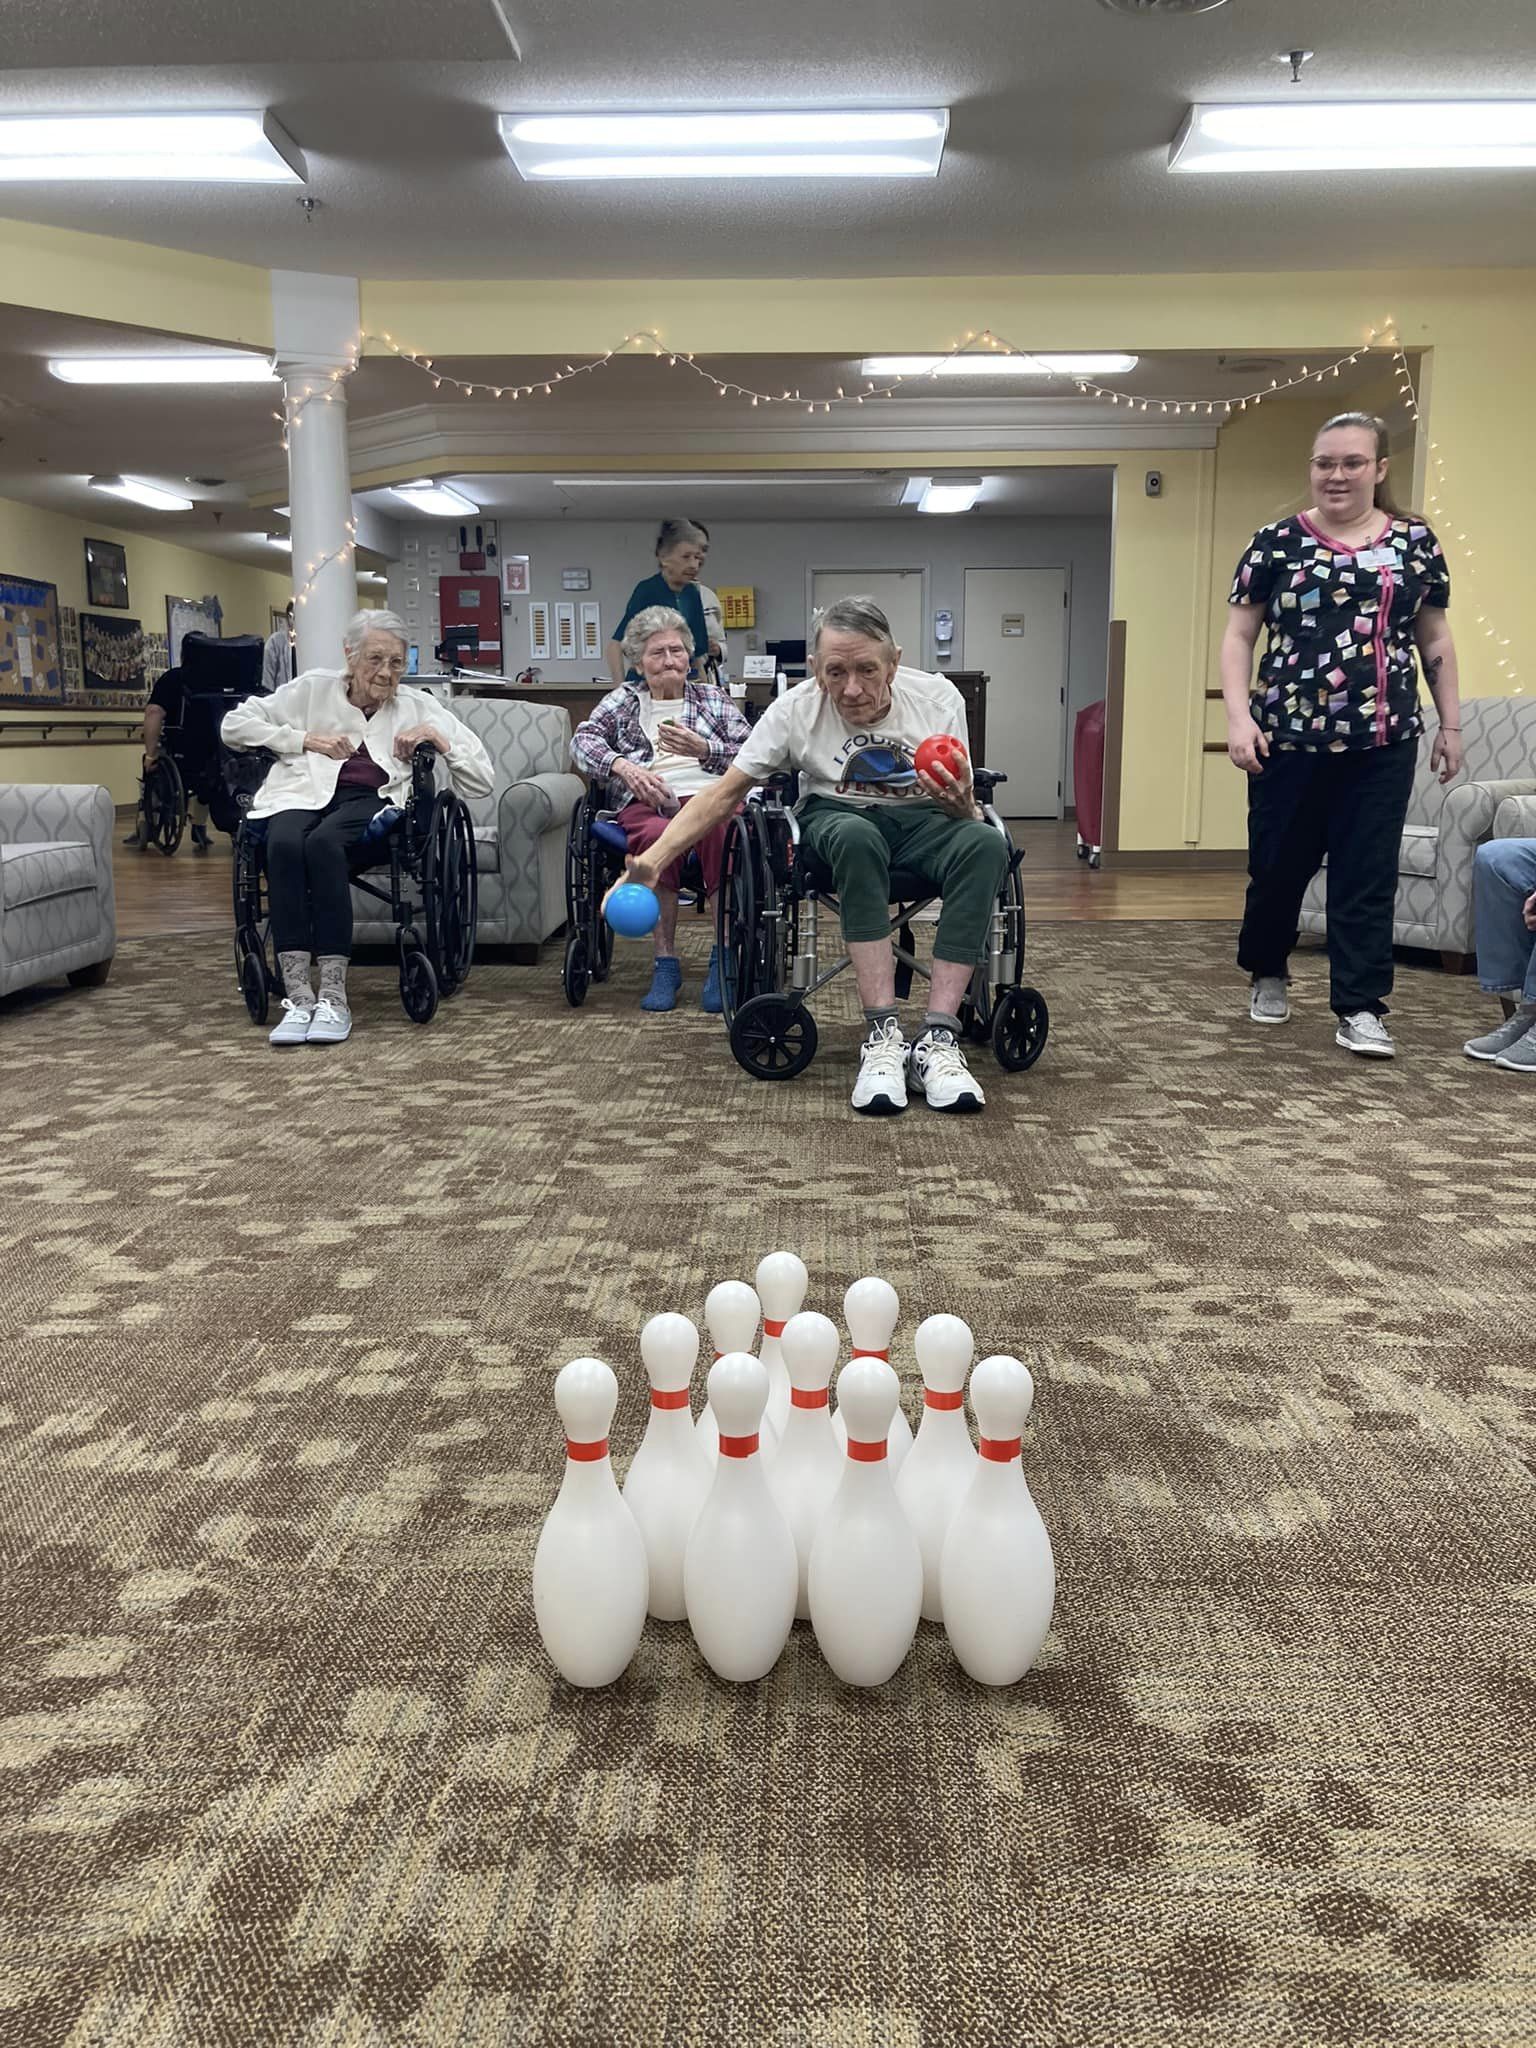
[272,319,1521,691]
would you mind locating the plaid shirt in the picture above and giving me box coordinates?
[570,680,751,805]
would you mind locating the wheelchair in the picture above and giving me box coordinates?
[232,743,478,1028]
[132,634,266,855]
[132,751,187,855]
[714,769,1049,1082]
[560,784,707,1007]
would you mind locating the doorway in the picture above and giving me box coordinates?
[962,567,1068,818]
[809,568,927,671]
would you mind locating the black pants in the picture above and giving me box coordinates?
[265,792,385,956]
[1236,740,1416,1016]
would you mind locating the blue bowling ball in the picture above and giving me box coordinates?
[605,882,661,939]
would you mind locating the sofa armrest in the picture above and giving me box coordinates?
[492,770,585,943]
[0,782,116,937]
[1433,777,1536,951]
[1493,794,1536,841]
[496,770,586,850]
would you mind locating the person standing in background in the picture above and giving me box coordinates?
[692,519,726,674]
[262,599,296,695]
[606,521,710,686]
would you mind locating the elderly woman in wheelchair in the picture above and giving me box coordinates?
[572,603,750,1012]
[222,608,493,1047]
[614,595,1047,1115]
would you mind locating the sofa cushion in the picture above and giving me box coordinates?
[1,838,96,910]
[1398,824,1439,879]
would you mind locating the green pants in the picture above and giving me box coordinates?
[797,796,1010,965]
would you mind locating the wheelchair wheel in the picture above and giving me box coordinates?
[563,932,591,1007]
[993,986,1049,1073]
[423,795,478,997]
[399,935,440,1024]
[729,993,818,1081]
[963,861,1026,1043]
[236,933,270,1024]
[717,813,764,1025]
[139,755,186,856]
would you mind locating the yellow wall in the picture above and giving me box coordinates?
[0,216,272,347]
[0,496,293,803]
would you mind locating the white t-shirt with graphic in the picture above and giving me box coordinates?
[637,691,714,799]
[732,666,969,808]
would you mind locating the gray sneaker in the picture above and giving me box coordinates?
[306,997,353,1046]
[1249,976,1290,1024]
[1465,1007,1536,1061]
[1493,1025,1536,1074]
[1336,1010,1395,1059]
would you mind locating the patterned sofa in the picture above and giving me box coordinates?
[1300,696,1536,960]
[0,783,116,998]
[351,695,584,957]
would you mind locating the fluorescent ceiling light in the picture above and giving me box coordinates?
[0,111,305,183]
[265,533,292,551]
[50,353,276,385]
[552,474,847,488]
[1171,100,1536,172]
[918,479,983,515]
[88,474,194,513]
[900,477,931,505]
[499,109,947,180]
[862,353,1139,377]
[391,480,480,516]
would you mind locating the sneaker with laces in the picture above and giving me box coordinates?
[1335,1010,1395,1059]
[269,998,313,1048]
[1465,1006,1536,1061]
[1249,975,1290,1024]
[909,1027,986,1113]
[850,1018,909,1116]
[306,997,353,1045]
[1493,1024,1536,1074]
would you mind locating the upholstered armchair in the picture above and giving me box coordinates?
[0,783,117,998]
[1299,697,1536,965]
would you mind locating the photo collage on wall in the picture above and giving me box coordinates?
[81,612,147,705]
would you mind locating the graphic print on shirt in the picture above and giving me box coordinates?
[833,735,926,803]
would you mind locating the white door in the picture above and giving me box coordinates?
[810,569,926,671]
[962,568,1068,817]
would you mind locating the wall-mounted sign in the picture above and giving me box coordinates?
[1001,613,1026,637]
[503,553,530,595]
[580,600,602,659]
[555,601,577,660]
[528,599,551,661]
[561,567,591,591]
[719,585,755,629]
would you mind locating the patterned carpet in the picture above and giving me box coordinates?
[1,920,1532,2048]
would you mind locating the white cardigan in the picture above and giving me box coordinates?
[222,669,496,819]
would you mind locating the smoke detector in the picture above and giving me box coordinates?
[1098,0,1231,15]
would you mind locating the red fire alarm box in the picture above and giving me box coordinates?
[439,574,502,668]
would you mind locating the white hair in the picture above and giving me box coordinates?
[620,604,694,671]
[343,608,410,658]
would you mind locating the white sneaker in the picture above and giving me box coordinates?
[851,1018,908,1116]
[1335,1011,1395,1059]
[909,1027,986,1113]
[307,997,353,1045]
[1464,1007,1536,1061]
[1249,976,1290,1024]
[269,998,313,1048]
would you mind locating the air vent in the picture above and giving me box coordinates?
[1098,0,1230,15]
[1217,355,1289,375]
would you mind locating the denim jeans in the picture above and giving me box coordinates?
[1473,837,1536,1002]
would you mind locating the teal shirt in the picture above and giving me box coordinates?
[613,574,709,675]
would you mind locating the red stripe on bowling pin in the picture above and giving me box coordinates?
[847,1438,888,1462]
[650,1388,690,1410]
[791,1386,829,1409]
[763,1317,787,1338]
[565,1437,609,1462]
[979,1436,1021,1462]
[924,1388,965,1410]
[718,1432,760,1459]
[851,1346,890,1361]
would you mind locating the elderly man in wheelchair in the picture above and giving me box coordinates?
[222,607,493,1046]
[613,594,1047,1116]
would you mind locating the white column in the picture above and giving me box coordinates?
[270,270,362,672]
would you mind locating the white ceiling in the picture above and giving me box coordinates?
[0,0,1533,276]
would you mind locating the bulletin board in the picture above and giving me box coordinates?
[0,573,64,706]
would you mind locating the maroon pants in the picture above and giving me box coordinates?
[618,797,729,895]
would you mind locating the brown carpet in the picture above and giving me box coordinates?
[1,922,1532,2048]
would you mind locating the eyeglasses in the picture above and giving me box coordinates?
[1310,456,1375,476]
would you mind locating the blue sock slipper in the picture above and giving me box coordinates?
[640,956,683,1011]
[700,946,723,1014]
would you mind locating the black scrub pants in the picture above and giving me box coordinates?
[264,792,385,956]
[1236,738,1417,1017]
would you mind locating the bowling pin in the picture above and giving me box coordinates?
[940,1355,1056,1687]
[684,1351,798,1682]
[808,1357,923,1687]
[622,1312,712,1622]
[895,1314,977,1624]
[533,1358,649,1689]
[696,1280,779,1465]
[755,1251,808,1442]
[831,1276,914,1474]
[765,1310,843,1620]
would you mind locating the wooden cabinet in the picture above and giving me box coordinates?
[941,669,989,764]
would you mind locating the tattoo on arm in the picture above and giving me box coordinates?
[1425,655,1444,686]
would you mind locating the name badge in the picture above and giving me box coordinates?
[1355,547,1399,571]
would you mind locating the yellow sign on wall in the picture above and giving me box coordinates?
[718,585,755,629]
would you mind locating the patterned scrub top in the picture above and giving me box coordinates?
[1229,514,1451,751]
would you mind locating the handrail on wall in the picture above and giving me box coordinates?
[0,717,143,746]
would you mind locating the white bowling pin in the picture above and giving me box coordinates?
[684,1351,798,1682]
[755,1251,808,1442]
[808,1357,923,1687]
[622,1313,712,1622]
[696,1280,780,1465]
[831,1276,914,1474]
[765,1310,844,1620]
[940,1355,1056,1687]
[533,1358,649,1689]
[895,1314,978,1624]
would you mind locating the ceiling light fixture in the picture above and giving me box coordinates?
[0,111,305,183]
[1171,101,1536,173]
[390,479,480,516]
[265,532,292,551]
[499,109,948,180]
[88,474,194,513]
[861,353,1139,377]
[918,478,983,515]
[900,477,931,505]
[550,473,866,489]
[50,353,277,385]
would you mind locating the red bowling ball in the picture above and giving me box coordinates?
[914,734,969,783]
